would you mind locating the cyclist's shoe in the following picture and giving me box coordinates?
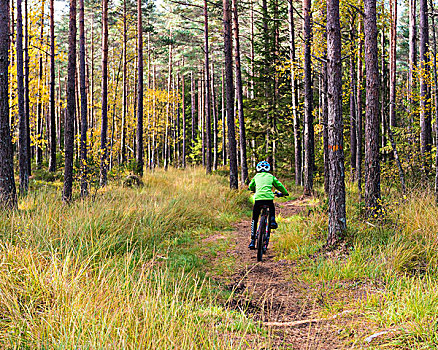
[248,239,256,250]
[270,218,278,229]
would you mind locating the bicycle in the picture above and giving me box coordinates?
[255,191,284,262]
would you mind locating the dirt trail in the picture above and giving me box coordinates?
[220,198,345,349]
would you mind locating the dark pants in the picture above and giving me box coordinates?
[251,200,275,239]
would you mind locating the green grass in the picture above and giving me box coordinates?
[0,167,267,349]
[273,181,438,348]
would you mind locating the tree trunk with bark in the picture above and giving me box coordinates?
[356,20,364,194]
[121,0,127,164]
[303,0,314,195]
[100,0,109,186]
[204,0,212,174]
[63,0,76,202]
[409,0,417,124]
[211,64,218,171]
[349,19,357,179]
[327,0,346,245]
[36,1,44,168]
[221,68,226,165]
[24,0,30,175]
[364,0,381,213]
[323,49,329,195]
[79,0,87,197]
[419,0,432,168]
[223,0,238,189]
[232,0,248,184]
[182,74,186,168]
[430,0,438,202]
[49,0,56,172]
[136,0,144,175]
[191,71,196,149]
[0,0,17,209]
[389,0,397,129]
[17,0,28,195]
[288,0,302,186]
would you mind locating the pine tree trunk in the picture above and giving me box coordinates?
[36,1,44,169]
[191,71,196,149]
[223,0,238,189]
[389,0,397,129]
[17,0,28,195]
[323,49,329,195]
[221,68,227,165]
[356,20,364,194]
[232,0,248,184]
[381,31,387,155]
[303,0,314,195]
[204,0,212,174]
[79,0,87,197]
[0,0,17,209]
[164,39,172,170]
[48,0,56,172]
[211,64,218,171]
[24,0,30,175]
[327,0,346,245]
[121,0,127,164]
[182,74,186,168]
[136,0,143,175]
[409,0,417,125]
[199,76,204,166]
[364,0,381,213]
[100,0,109,186]
[288,0,302,186]
[63,0,76,202]
[349,20,357,179]
[419,0,432,169]
[430,0,438,203]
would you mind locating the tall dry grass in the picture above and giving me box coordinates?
[0,168,262,349]
[274,182,438,347]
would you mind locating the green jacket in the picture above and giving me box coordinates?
[248,172,288,201]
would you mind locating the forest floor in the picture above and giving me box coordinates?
[208,197,379,349]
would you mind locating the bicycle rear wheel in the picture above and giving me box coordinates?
[257,216,266,262]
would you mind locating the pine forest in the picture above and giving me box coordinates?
[0,0,437,347]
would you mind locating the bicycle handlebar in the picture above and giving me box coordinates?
[274,191,286,197]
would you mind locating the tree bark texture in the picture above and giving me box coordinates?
[49,0,56,172]
[430,0,438,202]
[356,20,364,193]
[389,0,397,129]
[409,0,417,120]
[204,0,212,174]
[364,0,381,212]
[232,0,248,184]
[0,0,17,209]
[288,0,302,186]
[63,0,76,202]
[419,0,432,167]
[303,0,314,195]
[24,0,30,175]
[121,0,127,164]
[211,64,218,171]
[17,0,28,195]
[223,0,238,189]
[100,0,109,186]
[136,0,143,175]
[349,20,357,179]
[327,0,346,244]
[79,0,88,197]
[182,74,186,168]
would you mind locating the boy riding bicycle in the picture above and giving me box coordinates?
[248,161,289,250]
